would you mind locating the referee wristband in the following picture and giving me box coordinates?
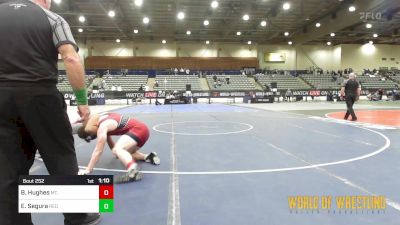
[74,88,88,105]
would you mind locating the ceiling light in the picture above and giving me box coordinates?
[143,17,150,24]
[134,0,143,7]
[116,39,120,43]
[260,20,267,27]
[284,32,289,36]
[53,0,61,4]
[206,40,210,44]
[236,31,241,36]
[366,23,372,29]
[177,12,185,20]
[369,40,374,45]
[203,20,209,26]
[348,6,356,12]
[327,41,331,46]
[78,28,83,33]
[330,32,335,37]
[373,33,378,38]
[283,2,291,10]
[162,40,166,44]
[315,22,321,27]
[186,30,191,35]
[247,41,252,45]
[288,41,293,45]
[78,16,85,23]
[133,29,139,34]
[108,10,115,18]
[242,14,250,21]
[211,1,219,9]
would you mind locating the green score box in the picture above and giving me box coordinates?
[99,199,114,213]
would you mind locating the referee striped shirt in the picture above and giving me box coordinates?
[0,0,77,83]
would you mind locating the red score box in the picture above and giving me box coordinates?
[99,185,114,199]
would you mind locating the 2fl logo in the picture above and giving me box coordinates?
[9,3,27,10]
[359,12,382,20]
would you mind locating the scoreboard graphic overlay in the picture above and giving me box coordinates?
[18,175,114,213]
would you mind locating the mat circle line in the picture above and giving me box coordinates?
[152,121,254,136]
[35,124,390,175]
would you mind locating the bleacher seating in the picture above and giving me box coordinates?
[56,71,400,93]
[56,75,90,92]
[154,75,202,91]
[357,76,397,90]
[56,75,148,92]
[102,75,148,91]
[257,74,310,91]
[206,74,256,91]
[300,74,345,90]
[387,74,400,84]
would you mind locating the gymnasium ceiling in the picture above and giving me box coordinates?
[52,0,400,45]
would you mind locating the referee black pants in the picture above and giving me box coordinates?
[0,85,90,225]
[344,95,357,120]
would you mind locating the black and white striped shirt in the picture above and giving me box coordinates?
[41,5,78,51]
[0,0,77,83]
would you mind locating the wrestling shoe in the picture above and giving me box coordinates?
[65,213,101,225]
[114,166,143,184]
[145,152,161,165]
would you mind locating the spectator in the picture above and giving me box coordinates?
[326,90,334,101]
[101,79,107,90]
[285,89,293,102]
[378,89,383,98]
[254,74,259,82]
[331,74,337,82]
[213,74,217,82]
[264,83,270,92]
[367,91,381,101]
[392,89,399,101]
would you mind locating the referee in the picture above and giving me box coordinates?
[0,1,100,225]
[340,73,361,121]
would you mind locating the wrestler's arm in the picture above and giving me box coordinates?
[356,84,361,101]
[340,80,347,100]
[107,135,115,150]
[84,122,112,173]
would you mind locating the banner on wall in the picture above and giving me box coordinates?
[264,53,286,62]
[250,97,275,103]
[248,91,281,97]
[62,89,373,101]
[69,93,105,106]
